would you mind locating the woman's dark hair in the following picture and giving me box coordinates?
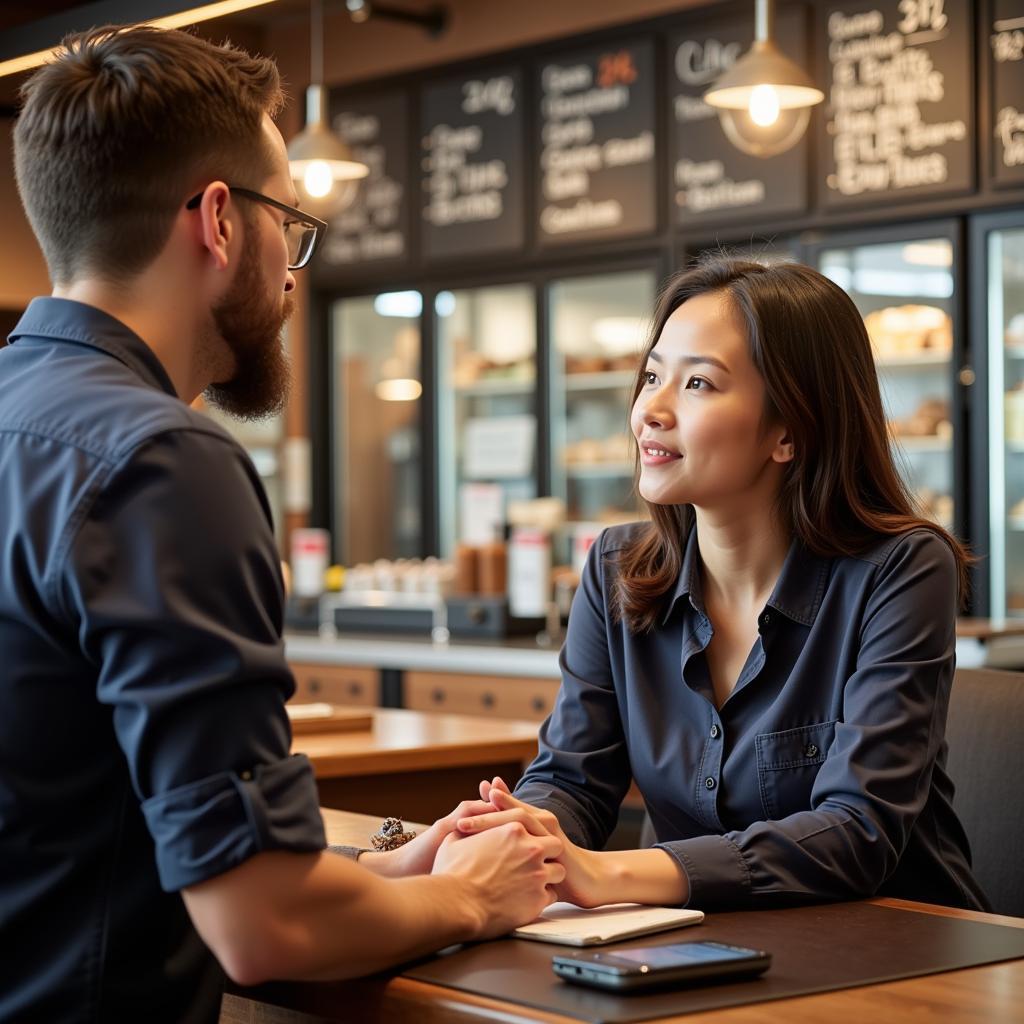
[14,25,284,286]
[614,255,972,632]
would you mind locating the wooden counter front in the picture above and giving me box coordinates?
[292,708,538,822]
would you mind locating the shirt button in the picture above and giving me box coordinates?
[705,777,716,790]
[710,724,720,739]
[760,612,772,627]
[240,770,253,781]
[804,744,819,759]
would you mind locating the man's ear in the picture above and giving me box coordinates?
[771,427,795,464]
[194,183,234,271]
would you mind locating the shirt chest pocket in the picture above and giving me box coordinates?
[755,720,838,821]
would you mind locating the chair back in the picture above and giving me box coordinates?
[945,667,1024,917]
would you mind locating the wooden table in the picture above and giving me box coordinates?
[222,809,1024,1024]
[292,708,538,823]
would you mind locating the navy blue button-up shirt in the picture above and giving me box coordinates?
[0,299,325,1023]
[516,521,988,912]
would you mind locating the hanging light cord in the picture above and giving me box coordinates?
[311,0,324,88]
[755,0,774,45]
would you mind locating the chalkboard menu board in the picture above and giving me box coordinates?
[820,0,973,207]
[319,91,409,269]
[990,1,1024,187]
[536,38,657,246]
[419,68,525,259]
[669,9,809,229]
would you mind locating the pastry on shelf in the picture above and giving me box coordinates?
[601,434,633,463]
[565,355,609,375]
[609,354,641,372]
[564,438,604,465]
[454,351,486,386]
[888,397,951,437]
[1005,313,1024,348]
[864,305,952,358]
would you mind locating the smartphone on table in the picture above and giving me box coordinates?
[552,940,771,992]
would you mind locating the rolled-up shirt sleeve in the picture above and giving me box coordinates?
[60,428,326,891]
[515,529,631,849]
[658,531,958,908]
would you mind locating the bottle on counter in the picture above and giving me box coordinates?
[290,528,330,598]
[453,543,479,595]
[478,538,508,596]
[508,527,552,618]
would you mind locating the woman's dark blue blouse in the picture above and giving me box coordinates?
[515,522,988,911]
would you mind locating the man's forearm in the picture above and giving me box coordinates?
[184,850,481,985]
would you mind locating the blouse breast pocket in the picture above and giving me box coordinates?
[755,720,838,821]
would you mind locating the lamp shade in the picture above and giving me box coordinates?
[287,84,369,216]
[703,40,823,110]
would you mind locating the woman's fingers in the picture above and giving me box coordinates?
[457,807,551,838]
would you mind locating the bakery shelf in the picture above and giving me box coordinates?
[564,461,634,478]
[891,436,952,452]
[874,352,951,369]
[455,377,535,397]
[563,370,637,391]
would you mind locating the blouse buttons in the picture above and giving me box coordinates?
[760,612,772,627]
[710,723,720,739]
[705,776,716,790]
[240,769,253,781]
[804,744,819,759]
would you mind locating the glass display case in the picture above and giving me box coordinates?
[814,229,959,533]
[548,268,656,532]
[972,212,1024,619]
[436,282,537,556]
[331,291,423,564]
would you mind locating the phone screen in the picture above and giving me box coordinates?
[608,942,758,968]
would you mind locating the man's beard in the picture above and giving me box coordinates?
[204,240,294,420]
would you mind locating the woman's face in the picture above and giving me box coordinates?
[630,291,790,510]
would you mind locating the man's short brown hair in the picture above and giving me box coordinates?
[14,25,284,285]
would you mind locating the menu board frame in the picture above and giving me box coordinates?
[418,65,528,262]
[667,5,812,230]
[984,0,1024,189]
[816,0,976,211]
[534,36,661,249]
[312,89,411,281]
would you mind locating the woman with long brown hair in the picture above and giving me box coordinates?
[456,255,987,911]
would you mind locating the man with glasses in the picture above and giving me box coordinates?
[0,25,562,1024]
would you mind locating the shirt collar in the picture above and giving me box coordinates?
[661,518,831,628]
[8,297,179,398]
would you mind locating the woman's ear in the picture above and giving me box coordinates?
[771,428,795,464]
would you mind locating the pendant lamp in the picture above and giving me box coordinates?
[287,0,369,216]
[703,0,823,158]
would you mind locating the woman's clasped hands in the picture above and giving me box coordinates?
[453,776,607,908]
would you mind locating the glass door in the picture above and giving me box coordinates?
[813,227,960,534]
[972,212,1024,619]
[436,283,537,557]
[330,291,423,564]
[548,269,656,535]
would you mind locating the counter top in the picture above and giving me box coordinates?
[285,631,562,678]
[287,623,1024,676]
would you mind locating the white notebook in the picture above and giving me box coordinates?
[513,902,704,946]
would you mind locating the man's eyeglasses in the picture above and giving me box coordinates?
[185,186,328,270]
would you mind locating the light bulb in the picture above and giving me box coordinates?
[748,84,780,128]
[303,160,334,199]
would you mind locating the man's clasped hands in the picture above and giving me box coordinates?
[356,777,608,921]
